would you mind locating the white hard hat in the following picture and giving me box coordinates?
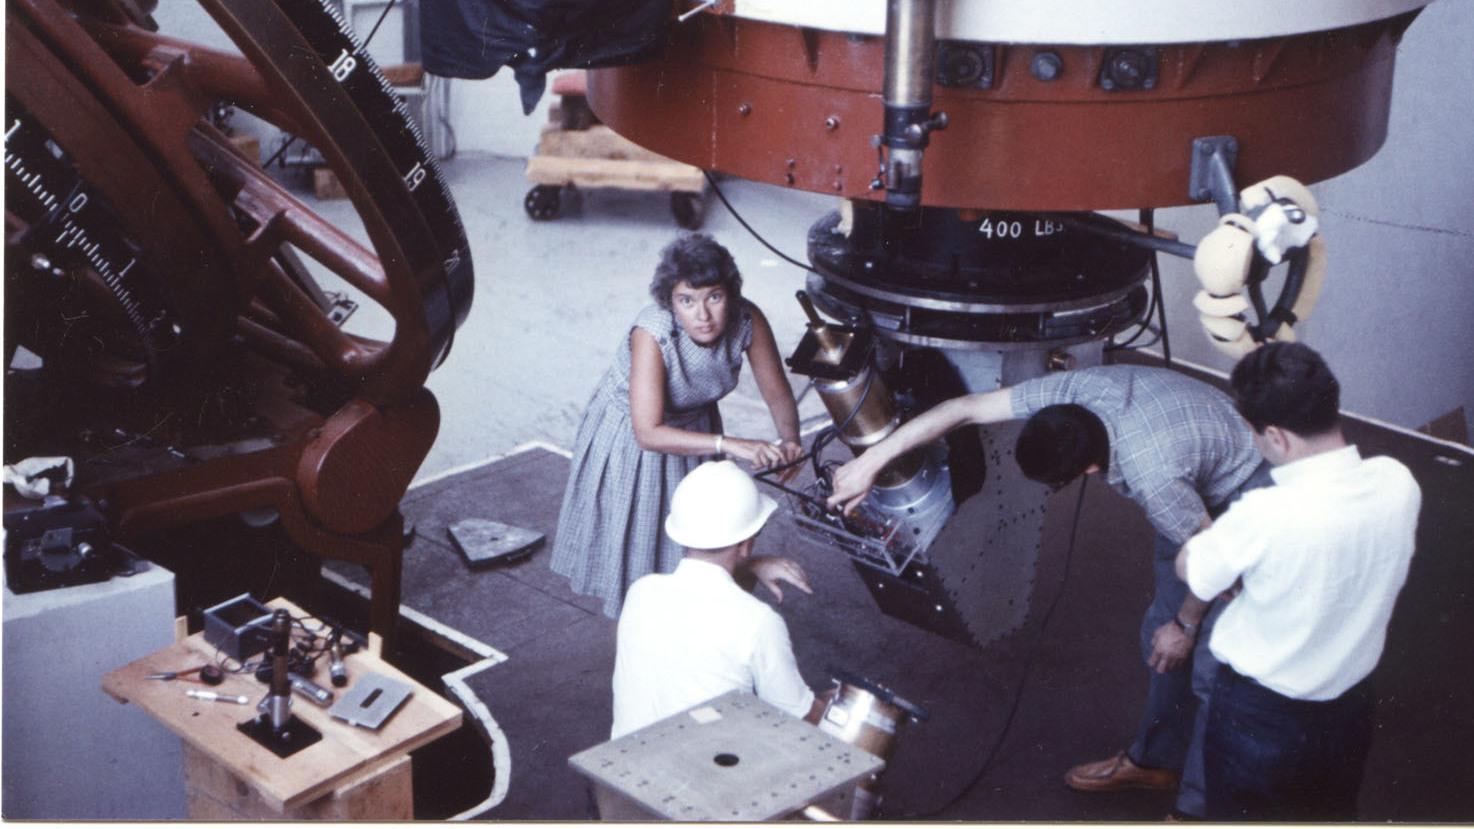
[665,460,778,550]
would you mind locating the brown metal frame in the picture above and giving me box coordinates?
[6,0,473,642]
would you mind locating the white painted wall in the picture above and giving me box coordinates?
[444,71,553,159]
[1143,0,1474,437]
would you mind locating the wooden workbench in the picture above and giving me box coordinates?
[102,597,461,819]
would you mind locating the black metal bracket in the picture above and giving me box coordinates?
[237,713,322,759]
[785,325,875,382]
[936,42,995,89]
[1098,47,1158,91]
[1190,136,1240,215]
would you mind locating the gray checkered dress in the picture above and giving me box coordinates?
[550,302,754,618]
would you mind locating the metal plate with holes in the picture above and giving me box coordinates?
[448,519,545,567]
[328,673,414,730]
[569,691,882,821]
[921,422,1052,648]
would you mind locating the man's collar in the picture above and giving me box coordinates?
[1269,444,1361,486]
[676,557,736,582]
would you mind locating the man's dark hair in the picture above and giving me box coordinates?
[1230,342,1340,435]
[1015,404,1110,488]
[649,232,743,322]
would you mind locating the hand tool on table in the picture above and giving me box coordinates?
[146,664,224,685]
[187,689,250,705]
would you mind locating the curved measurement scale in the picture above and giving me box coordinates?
[6,0,472,402]
[4,0,476,640]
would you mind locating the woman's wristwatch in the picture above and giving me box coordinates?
[1173,614,1199,637]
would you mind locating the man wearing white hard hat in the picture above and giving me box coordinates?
[610,460,825,741]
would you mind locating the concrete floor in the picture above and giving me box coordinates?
[307,152,1474,822]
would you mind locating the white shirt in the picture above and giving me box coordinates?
[1183,445,1420,701]
[611,558,816,738]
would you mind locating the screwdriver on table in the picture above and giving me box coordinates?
[186,689,250,705]
[146,665,224,684]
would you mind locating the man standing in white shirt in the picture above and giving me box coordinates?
[1177,342,1420,820]
[611,460,825,741]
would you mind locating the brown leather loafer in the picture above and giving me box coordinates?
[1064,751,1181,792]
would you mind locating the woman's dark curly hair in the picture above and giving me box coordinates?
[649,233,743,324]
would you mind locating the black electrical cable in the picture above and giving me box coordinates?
[890,474,1089,820]
[755,367,876,498]
[1142,208,1172,367]
[1107,278,1160,351]
[359,0,398,47]
[263,0,399,170]
[702,170,814,273]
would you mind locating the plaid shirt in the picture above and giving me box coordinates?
[1011,366,1261,545]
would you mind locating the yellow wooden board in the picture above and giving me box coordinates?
[525,155,706,193]
[536,124,672,163]
[102,597,461,813]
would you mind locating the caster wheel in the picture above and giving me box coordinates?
[525,185,562,221]
[671,191,706,230]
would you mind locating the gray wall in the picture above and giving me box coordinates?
[1145,0,1474,438]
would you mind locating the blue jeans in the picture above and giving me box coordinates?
[1129,460,1274,816]
[1203,666,1375,821]
[1128,532,1223,816]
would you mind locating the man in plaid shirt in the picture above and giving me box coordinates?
[829,364,1271,819]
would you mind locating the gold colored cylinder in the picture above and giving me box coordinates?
[815,368,924,488]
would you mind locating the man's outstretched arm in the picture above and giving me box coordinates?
[826,388,1014,515]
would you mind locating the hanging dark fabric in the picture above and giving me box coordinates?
[420,0,674,114]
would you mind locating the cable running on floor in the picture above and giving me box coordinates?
[891,474,1089,820]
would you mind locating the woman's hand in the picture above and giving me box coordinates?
[742,555,813,604]
[725,436,787,471]
[773,438,805,483]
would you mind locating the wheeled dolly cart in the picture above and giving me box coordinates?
[524,70,708,229]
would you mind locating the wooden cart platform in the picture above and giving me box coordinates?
[524,70,708,228]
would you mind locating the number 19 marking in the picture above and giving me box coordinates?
[404,161,426,191]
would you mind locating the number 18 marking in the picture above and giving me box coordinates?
[328,49,358,82]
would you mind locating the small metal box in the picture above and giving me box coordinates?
[201,593,275,660]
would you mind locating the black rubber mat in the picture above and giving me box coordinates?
[341,410,1474,820]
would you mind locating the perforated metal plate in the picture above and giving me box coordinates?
[569,691,882,821]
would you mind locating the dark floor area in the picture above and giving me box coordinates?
[326,390,1474,822]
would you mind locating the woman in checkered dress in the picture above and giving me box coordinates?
[550,234,805,618]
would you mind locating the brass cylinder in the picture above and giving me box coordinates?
[815,368,924,488]
[818,682,907,819]
[798,289,924,488]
